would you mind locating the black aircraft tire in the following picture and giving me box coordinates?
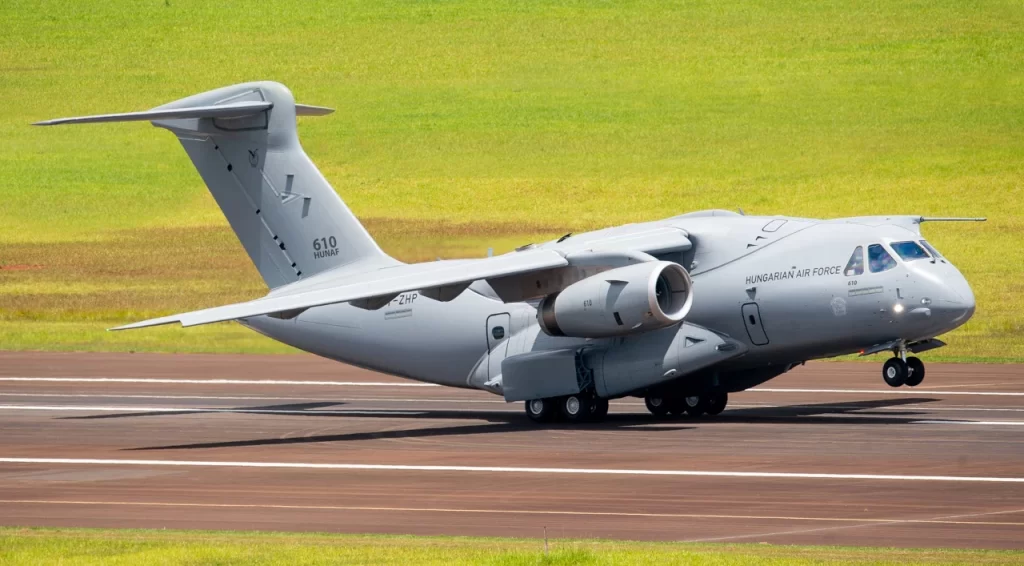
[683,395,708,417]
[905,356,925,387]
[525,399,556,423]
[667,396,687,416]
[883,358,908,388]
[645,395,670,417]
[589,398,610,422]
[706,391,728,416]
[560,394,591,423]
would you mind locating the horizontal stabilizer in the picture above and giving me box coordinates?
[111,249,570,331]
[33,101,273,126]
[295,104,334,116]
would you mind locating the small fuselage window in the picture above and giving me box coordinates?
[868,244,897,273]
[891,241,930,262]
[919,240,943,259]
[844,246,864,276]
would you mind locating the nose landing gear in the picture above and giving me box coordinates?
[904,356,925,387]
[882,344,925,388]
[882,358,908,387]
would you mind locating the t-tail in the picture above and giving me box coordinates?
[36,81,397,288]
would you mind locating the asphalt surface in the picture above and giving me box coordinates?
[0,351,1022,548]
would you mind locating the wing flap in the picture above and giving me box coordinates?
[111,249,568,330]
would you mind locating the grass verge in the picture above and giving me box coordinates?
[1,527,1022,565]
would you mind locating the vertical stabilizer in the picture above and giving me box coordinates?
[152,82,397,287]
[39,81,397,288]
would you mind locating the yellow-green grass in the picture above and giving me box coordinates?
[1,0,1022,359]
[2,528,1022,566]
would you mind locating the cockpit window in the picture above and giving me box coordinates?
[920,240,943,259]
[891,241,930,262]
[868,244,896,273]
[844,246,864,276]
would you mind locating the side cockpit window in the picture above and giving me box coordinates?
[868,244,896,273]
[844,246,864,276]
[920,240,944,260]
[891,241,930,262]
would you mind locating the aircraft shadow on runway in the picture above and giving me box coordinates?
[88,397,942,452]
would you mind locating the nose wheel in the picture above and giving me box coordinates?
[882,355,925,388]
[905,356,925,387]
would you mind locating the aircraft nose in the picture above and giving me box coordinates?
[939,271,976,325]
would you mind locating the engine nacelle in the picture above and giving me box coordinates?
[537,261,693,338]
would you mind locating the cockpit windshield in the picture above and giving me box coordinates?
[891,241,930,262]
[920,240,943,259]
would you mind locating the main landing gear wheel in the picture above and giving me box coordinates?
[883,358,908,388]
[588,398,610,422]
[905,356,925,387]
[667,397,687,416]
[525,398,556,423]
[560,394,591,423]
[706,391,728,416]
[683,395,708,417]
[645,395,670,417]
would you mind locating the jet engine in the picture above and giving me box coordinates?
[537,261,693,338]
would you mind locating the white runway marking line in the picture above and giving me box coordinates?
[3,393,1024,413]
[912,420,1024,426]
[0,405,425,416]
[4,377,1023,396]
[8,400,1024,421]
[752,387,1024,397]
[0,393,507,404]
[1,457,1022,483]
[2,499,1023,527]
[688,507,1024,543]
[0,405,520,415]
[7,404,1024,424]
[0,377,438,387]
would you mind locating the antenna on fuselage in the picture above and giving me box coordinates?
[918,217,987,223]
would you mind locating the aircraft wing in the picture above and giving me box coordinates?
[112,249,569,330]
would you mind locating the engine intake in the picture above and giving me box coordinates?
[537,261,693,338]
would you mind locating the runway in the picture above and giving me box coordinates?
[1,352,1023,548]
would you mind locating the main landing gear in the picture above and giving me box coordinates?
[882,345,925,388]
[524,394,609,424]
[644,391,728,419]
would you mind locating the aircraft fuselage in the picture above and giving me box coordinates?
[244,211,976,398]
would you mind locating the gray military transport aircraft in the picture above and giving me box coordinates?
[37,82,982,424]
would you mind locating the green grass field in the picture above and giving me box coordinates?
[2,528,1023,565]
[1,0,1022,359]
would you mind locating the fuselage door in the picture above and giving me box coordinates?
[486,313,512,379]
[741,302,770,346]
